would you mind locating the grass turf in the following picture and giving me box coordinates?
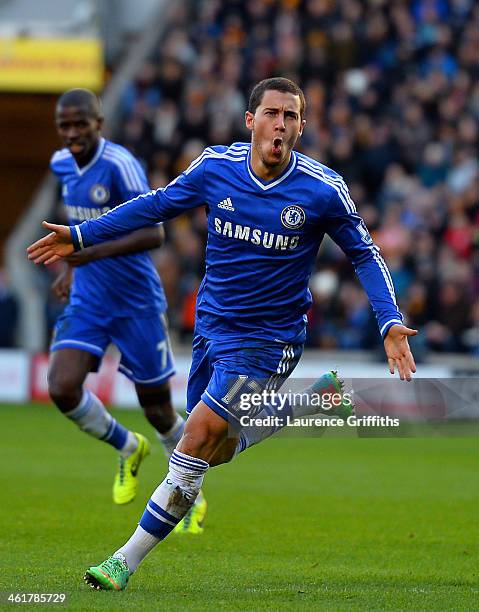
[1,403,478,610]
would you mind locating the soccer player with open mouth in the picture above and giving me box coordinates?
[27,78,416,591]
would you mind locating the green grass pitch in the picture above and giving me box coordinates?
[1,403,478,610]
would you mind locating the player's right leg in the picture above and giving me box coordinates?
[84,336,232,589]
[48,348,143,459]
[49,309,148,503]
[84,399,225,590]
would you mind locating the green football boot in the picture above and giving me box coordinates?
[84,555,129,591]
[173,490,207,535]
[113,433,150,505]
[311,371,354,419]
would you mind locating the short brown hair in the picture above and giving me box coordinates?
[248,78,306,118]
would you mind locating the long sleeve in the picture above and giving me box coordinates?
[324,187,403,338]
[70,152,206,250]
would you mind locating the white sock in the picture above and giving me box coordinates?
[65,390,110,436]
[113,528,158,574]
[115,450,209,572]
[156,413,185,458]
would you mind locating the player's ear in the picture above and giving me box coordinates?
[97,114,104,130]
[245,111,254,132]
[298,119,306,137]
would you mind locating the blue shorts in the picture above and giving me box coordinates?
[51,305,175,386]
[186,334,303,427]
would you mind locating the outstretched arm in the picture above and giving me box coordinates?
[65,225,164,266]
[28,149,208,264]
[28,223,165,266]
[324,183,418,379]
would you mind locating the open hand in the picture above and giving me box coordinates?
[384,324,418,381]
[27,221,74,265]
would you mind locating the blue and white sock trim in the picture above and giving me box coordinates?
[140,499,180,539]
[169,450,209,474]
[101,416,128,450]
[65,389,92,421]
[146,499,180,527]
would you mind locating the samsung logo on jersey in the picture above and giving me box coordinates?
[214,217,299,250]
[65,205,110,221]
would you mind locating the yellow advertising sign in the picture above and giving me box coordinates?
[0,37,104,93]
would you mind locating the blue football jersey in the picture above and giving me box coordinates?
[71,143,403,343]
[50,138,166,316]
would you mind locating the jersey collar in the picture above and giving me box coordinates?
[73,137,106,176]
[246,149,297,191]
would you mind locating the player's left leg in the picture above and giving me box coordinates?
[203,371,352,467]
[112,312,184,455]
[232,370,354,458]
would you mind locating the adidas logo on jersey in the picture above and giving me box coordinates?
[218,197,235,211]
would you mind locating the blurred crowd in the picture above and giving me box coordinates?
[27,0,479,357]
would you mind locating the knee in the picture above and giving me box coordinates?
[178,421,225,461]
[48,369,82,410]
[176,401,229,461]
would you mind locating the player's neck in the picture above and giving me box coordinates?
[250,149,292,182]
[74,139,100,168]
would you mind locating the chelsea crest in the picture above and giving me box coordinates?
[281,205,306,229]
[90,184,110,204]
